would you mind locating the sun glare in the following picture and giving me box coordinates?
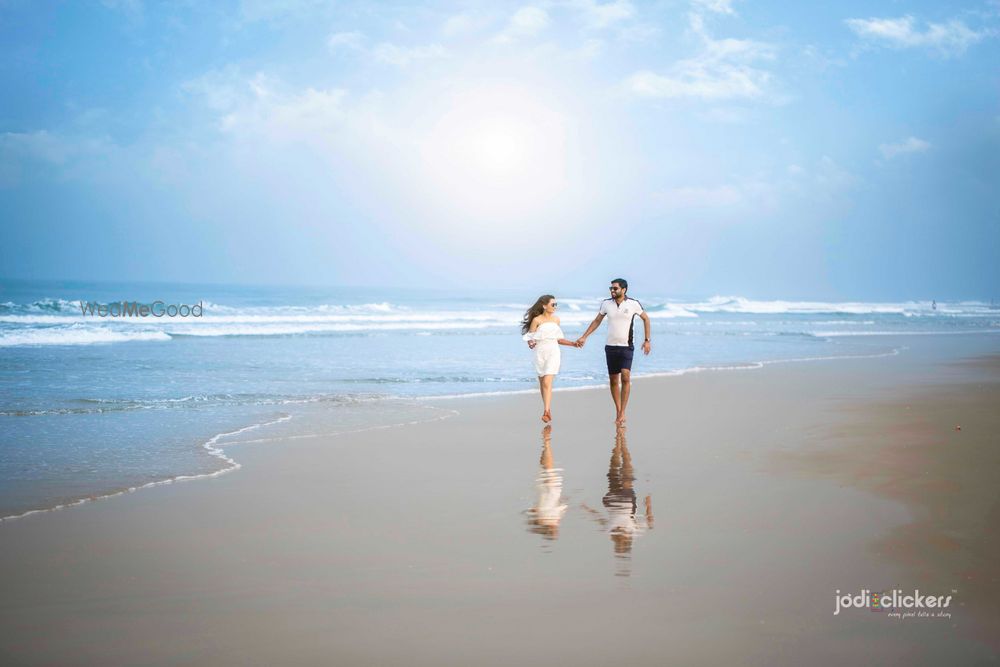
[472,120,527,173]
[417,83,573,225]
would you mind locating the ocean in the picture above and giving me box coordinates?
[2,279,998,521]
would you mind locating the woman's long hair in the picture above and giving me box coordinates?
[521,295,555,334]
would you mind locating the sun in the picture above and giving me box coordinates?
[416,82,573,222]
[471,119,527,173]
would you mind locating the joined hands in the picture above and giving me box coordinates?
[527,338,585,349]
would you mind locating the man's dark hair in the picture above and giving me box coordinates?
[611,278,628,292]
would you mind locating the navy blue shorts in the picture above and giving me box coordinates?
[605,345,634,375]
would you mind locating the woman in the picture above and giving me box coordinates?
[521,295,579,423]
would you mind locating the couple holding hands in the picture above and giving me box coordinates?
[521,278,652,426]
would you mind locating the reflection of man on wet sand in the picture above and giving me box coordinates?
[526,425,568,540]
[582,428,653,568]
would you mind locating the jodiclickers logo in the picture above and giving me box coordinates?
[79,301,204,318]
[834,589,953,615]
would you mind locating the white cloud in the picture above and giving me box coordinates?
[101,0,143,22]
[625,11,776,101]
[565,1,658,46]
[691,0,736,16]
[845,15,987,56]
[237,0,331,24]
[326,32,445,67]
[372,42,448,66]
[813,155,856,191]
[654,183,748,209]
[626,68,756,99]
[184,69,348,140]
[653,157,856,215]
[626,31,775,100]
[577,38,605,60]
[442,13,474,36]
[327,31,365,52]
[182,65,246,112]
[510,6,550,33]
[493,6,549,44]
[568,0,635,29]
[879,136,931,159]
[0,130,116,187]
[1,131,75,165]
[442,11,497,37]
[700,106,749,123]
[616,22,660,43]
[1,130,114,163]
[222,81,347,141]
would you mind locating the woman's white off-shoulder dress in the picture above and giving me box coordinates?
[525,321,564,377]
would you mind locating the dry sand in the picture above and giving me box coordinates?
[1,335,998,665]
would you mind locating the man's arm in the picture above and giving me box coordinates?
[576,313,605,347]
[639,312,651,355]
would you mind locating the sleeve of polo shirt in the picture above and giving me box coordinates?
[632,299,644,315]
[598,300,608,316]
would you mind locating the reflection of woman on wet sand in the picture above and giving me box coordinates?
[582,428,653,569]
[526,425,568,540]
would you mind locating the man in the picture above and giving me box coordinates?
[576,278,651,425]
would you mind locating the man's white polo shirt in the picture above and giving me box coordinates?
[599,297,644,347]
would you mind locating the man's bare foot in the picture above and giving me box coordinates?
[615,412,626,426]
[542,411,552,423]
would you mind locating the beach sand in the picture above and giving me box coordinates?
[1,335,998,665]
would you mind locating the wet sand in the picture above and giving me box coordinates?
[1,335,998,665]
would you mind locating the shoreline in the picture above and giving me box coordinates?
[0,333,978,527]
[0,415,293,525]
[0,338,908,525]
[0,408,462,525]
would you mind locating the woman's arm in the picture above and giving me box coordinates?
[555,317,580,347]
[554,319,578,347]
[524,316,541,348]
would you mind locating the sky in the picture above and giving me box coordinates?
[1,0,998,300]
